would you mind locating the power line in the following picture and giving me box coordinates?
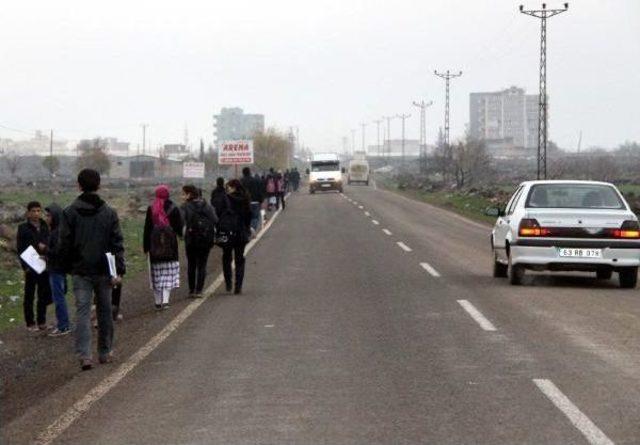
[412,99,433,173]
[520,2,569,180]
[396,113,411,168]
[434,70,463,149]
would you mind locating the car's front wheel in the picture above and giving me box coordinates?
[619,267,638,289]
[493,251,508,278]
[508,252,525,285]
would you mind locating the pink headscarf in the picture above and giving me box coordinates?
[151,185,170,227]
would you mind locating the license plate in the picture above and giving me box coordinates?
[321,183,331,188]
[558,248,602,258]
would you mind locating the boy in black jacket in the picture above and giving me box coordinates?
[16,201,51,331]
[58,169,125,370]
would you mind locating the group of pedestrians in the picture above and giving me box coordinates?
[16,166,288,371]
[17,168,125,370]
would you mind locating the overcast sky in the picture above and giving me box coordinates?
[1,0,638,153]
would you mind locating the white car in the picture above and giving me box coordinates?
[488,180,640,288]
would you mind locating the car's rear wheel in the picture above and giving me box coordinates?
[596,269,613,280]
[508,252,525,285]
[619,267,638,289]
[493,251,508,278]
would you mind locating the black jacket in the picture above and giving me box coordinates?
[210,187,229,217]
[44,203,65,273]
[227,190,252,246]
[58,192,125,277]
[181,198,218,247]
[16,219,50,272]
[143,200,183,262]
[240,175,265,204]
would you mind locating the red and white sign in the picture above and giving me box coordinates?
[218,140,254,165]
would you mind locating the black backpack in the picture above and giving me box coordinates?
[149,224,178,262]
[215,195,238,247]
[187,205,215,247]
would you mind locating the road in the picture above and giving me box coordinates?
[17,184,640,444]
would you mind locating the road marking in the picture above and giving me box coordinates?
[358,205,364,209]
[382,229,392,236]
[353,201,358,205]
[364,211,370,216]
[33,197,289,445]
[533,379,614,445]
[397,242,412,252]
[372,220,380,225]
[373,180,378,190]
[420,262,441,278]
[456,300,496,331]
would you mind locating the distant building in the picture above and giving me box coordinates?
[214,107,264,146]
[104,138,130,157]
[469,86,539,153]
[110,155,183,179]
[367,139,422,158]
[1,131,70,156]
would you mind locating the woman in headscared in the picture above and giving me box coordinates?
[143,185,183,309]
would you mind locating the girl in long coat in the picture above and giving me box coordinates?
[143,185,183,309]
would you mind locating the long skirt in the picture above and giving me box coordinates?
[149,261,180,291]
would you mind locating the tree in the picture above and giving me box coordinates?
[199,139,205,162]
[76,138,111,175]
[5,153,21,177]
[42,155,61,177]
[452,138,492,188]
[253,128,293,171]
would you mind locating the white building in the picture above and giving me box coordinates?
[214,107,264,146]
[469,86,539,150]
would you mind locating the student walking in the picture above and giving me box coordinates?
[276,170,286,211]
[58,169,125,370]
[219,179,252,294]
[181,184,218,298]
[143,185,183,310]
[44,203,71,336]
[16,201,51,332]
[210,177,228,217]
[240,167,265,233]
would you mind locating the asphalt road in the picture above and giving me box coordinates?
[15,184,640,444]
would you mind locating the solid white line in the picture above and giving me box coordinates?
[456,300,497,331]
[382,229,392,236]
[397,242,412,252]
[533,379,614,445]
[34,198,289,445]
[372,220,380,225]
[364,211,370,216]
[420,262,441,278]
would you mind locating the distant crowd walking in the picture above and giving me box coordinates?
[15,165,297,371]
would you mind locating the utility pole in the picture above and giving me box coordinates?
[520,2,569,179]
[360,122,367,153]
[383,115,398,163]
[397,113,411,168]
[49,129,53,158]
[412,100,433,173]
[372,119,383,160]
[434,70,462,148]
[351,129,356,155]
[141,124,148,155]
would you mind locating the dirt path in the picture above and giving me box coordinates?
[0,246,225,426]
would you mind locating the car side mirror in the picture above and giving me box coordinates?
[305,168,310,175]
[485,207,504,217]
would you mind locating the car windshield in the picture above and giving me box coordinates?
[526,184,625,209]
[311,162,339,172]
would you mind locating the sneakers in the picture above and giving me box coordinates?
[26,325,39,333]
[154,304,162,311]
[80,358,93,371]
[193,292,203,299]
[234,287,242,295]
[48,327,71,337]
[162,303,171,310]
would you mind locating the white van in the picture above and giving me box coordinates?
[347,159,370,185]
[309,153,343,194]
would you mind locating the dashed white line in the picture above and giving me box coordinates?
[372,220,380,225]
[382,229,392,236]
[533,379,614,445]
[364,211,370,216]
[420,262,441,278]
[397,242,412,252]
[358,205,364,209]
[456,300,496,331]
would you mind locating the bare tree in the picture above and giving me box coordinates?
[76,138,111,175]
[5,153,21,177]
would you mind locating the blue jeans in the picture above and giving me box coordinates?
[49,272,70,331]
[73,275,113,360]
[250,202,261,232]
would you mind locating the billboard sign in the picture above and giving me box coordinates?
[183,162,205,179]
[218,140,254,165]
